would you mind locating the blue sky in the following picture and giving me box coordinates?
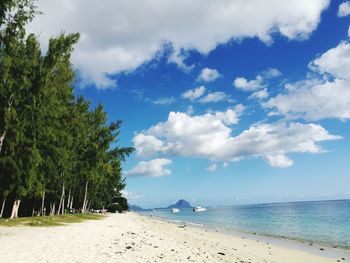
[30,0,350,208]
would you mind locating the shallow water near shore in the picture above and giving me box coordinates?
[139,199,350,250]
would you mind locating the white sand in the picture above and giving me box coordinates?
[0,212,348,263]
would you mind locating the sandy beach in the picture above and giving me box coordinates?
[0,212,349,263]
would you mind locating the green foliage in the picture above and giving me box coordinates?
[115,197,129,211]
[106,203,121,213]
[107,197,129,213]
[0,0,134,218]
[0,213,103,227]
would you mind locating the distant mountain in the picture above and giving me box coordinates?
[167,199,193,209]
[128,204,144,211]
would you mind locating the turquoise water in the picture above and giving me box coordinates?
[139,199,350,249]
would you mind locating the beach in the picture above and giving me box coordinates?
[0,212,348,263]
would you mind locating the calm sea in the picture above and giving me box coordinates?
[139,199,350,249]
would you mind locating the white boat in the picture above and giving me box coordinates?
[171,208,180,213]
[193,206,206,212]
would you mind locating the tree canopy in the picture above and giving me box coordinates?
[0,0,133,218]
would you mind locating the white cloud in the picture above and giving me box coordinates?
[125,159,172,177]
[182,86,206,101]
[186,105,194,115]
[151,97,176,105]
[226,122,340,163]
[234,67,282,92]
[348,25,350,37]
[182,87,230,104]
[233,76,264,91]
[133,107,243,158]
[133,109,340,167]
[265,41,350,120]
[133,134,165,158]
[168,50,195,73]
[262,68,282,79]
[131,90,176,105]
[249,88,269,100]
[264,154,294,168]
[197,67,221,82]
[121,190,144,200]
[264,79,350,120]
[311,41,350,79]
[28,0,329,88]
[338,1,350,17]
[206,163,217,172]
[199,92,230,103]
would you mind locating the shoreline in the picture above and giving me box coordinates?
[0,212,349,262]
[144,213,350,261]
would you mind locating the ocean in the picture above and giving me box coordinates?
[139,199,350,249]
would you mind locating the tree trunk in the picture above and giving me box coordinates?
[0,97,14,154]
[50,202,56,216]
[57,180,65,215]
[84,200,88,213]
[10,199,21,219]
[66,188,71,209]
[87,199,91,212]
[61,189,65,215]
[0,131,6,154]
[41,189,45,216]
[0,196,7,218]
[82,180,88,213]
[70,196,73,210]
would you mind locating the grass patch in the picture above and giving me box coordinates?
[0,213,104,227]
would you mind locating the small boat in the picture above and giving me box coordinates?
[171,208,180,213]
[193,206,206,212]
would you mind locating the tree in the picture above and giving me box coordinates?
[0,0,133,219]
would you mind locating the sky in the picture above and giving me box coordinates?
[28,0,350,208]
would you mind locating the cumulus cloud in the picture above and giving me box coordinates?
[338,1,350,17]
[233,68,282,92]
[168,50,194,72]
[206,163,217,172]
[311,41,350,79]
[133,109,340,167]
[265,41,350,120]
[264,79,350,120]
[133,106,243,158]
[197,67,221,82]
[121,190,144,200]
[182,87,230,104]
[182,86,206,101]
[133,134,165,158]
[248,88,269,100]
[186,105,194,115]
[264,154,294,168]
[262,68,282,79]
[198,92,230,103]
[28,0,329,88]
[125,159,172,177]
[233,76,264,91]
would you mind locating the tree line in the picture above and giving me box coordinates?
[0,0,133,219]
